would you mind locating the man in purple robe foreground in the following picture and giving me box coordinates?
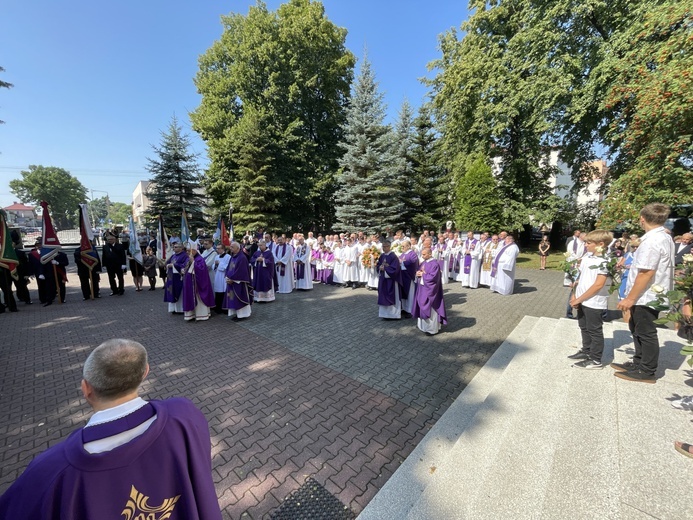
[0,339,222,519]
[412,247,448,335]
[250,241,275,302]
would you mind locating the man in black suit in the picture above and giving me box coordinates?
[101,230,127,295]
[675,233,692,266]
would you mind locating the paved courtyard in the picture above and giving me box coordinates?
[0,261,567,518]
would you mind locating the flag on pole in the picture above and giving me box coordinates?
[181,210,190,246]
[78,203,100,271]
[0,209,19,280]
[39,200,61,264]
[128,215,143,265]
[156,214,169,264]
[221,219,230,247]
[228,203,234,243]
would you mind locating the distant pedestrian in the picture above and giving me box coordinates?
[538,235,550,270]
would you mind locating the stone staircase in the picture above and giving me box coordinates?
[358,316,693,520]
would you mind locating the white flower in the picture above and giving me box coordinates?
[595,246,604,255]
[563,251,572,258]
[651,284,665,294]
[683,254,693,264]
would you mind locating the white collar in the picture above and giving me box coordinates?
[85,397,148,428]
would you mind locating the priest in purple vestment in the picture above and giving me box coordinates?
[399,239,419,318]
[223,242,252,319]
[0,339,222,520]
[412,247,448,335]
[376,241,403,319]
[164,239,188,314]
[182,246,216,321]
[250,241,275,302]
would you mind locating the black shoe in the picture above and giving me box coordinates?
[614,368,657,384]
[25,301,33,305]
[9,308,18,312]
[43,301,53,307]
[572,359,603,370]
[567,350,590,360]
[610,361,637,372]
[401,311,412,319]
[110,292,117,296]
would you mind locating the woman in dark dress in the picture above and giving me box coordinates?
[538,235,551,270]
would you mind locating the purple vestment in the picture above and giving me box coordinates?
[412,259,448,324]
[164,251,188,303]
[491,243,513,278]
[223,251,251,310]
[0,398,222,519]
[463,239,478,274]
[320,251,334,284]
[376,251,402,306]
[399,250,419,300]
[251,249,274,293]
[182,253,216,311]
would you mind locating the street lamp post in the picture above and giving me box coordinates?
[89,189,110,230]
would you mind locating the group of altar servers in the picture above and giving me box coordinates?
[160,229,521,335]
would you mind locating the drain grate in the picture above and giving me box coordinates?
[270,477,356,520]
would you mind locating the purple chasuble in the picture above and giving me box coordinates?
[463,239,478,274]
[0,398,222,520]
[223,251,252,310]
[399,250,419,300]
[491,243,513,277]
[376,252,402,306]
[182,254,216,311]
[163,251,189,303]
[251,250,274,293]
[295,245,307,280]
[412,259,447,324]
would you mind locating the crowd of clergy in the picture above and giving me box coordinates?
[162,227,521,336]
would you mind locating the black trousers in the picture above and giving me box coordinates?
[78,271,100,299]
[106,267,124,294]
[12,276,31,303]
[577,305,605,361]
[629,305,660,375]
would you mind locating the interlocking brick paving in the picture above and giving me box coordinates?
[0,262,566,518]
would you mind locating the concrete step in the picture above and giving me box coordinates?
[357,315,541,520]
[403,316,564,519]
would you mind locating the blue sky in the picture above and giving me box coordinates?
[0,0,469,210]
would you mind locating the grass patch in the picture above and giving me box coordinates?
[516,249,565,270]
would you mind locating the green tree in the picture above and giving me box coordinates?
[192,0,355,231]
[429,0,558,231]
[9,165,87,229]
[597,2,693,227]
[107,202,133,226]
[408,105,450,234]
[455,155,504,232]
[334,57,404,234]
[87,196,110,226]
[145,116,207,231]
[0,66,11,126]
[227,106,281,230]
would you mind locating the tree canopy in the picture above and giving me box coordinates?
[192,0,355,232]
[9,165,87,229]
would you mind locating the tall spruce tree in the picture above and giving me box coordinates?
[409,105,450,234]
[335,57,404,234]
[391,100,416,232]
[145,116,206,231]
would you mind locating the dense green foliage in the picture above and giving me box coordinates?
[192,0,355,232]
[9,165,87,229]
[429,0,692,230]
[334,57,404,234]
[455,155,504,232]
[145,117,206,231]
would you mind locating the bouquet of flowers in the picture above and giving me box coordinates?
[648,253,693,364]
[391,243,403,255]
[559,251,580,284]
[589,247,621,294]
[365,245,381,267]
[361,247,372,267]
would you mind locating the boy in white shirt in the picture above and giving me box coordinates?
[568,230,613,369]
[615,203,675,383]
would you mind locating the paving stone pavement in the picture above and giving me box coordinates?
[0,262,568,518]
